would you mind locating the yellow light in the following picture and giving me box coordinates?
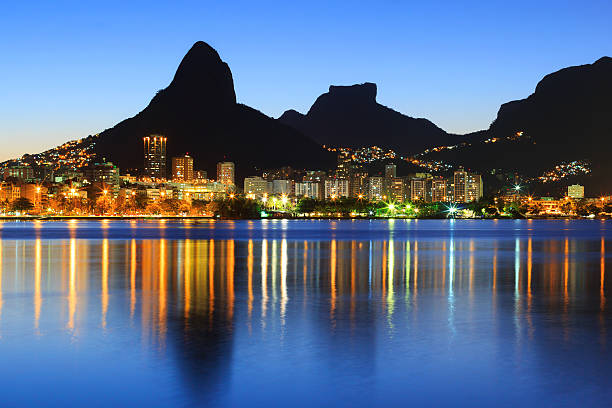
[103,190,108,195]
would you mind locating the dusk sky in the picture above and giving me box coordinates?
[1,0,611,161]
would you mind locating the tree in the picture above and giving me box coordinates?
[190,199,209,216]
[160,198,180,215]
[216,197,260,219]
[11,197,34,213]
[133,193,149,211]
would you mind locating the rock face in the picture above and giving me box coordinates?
[488,56,612,160]
[94,41,334,180]
[278,82,457,155]
[418,56,612,192]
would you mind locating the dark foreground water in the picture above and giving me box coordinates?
[0,219,611,407]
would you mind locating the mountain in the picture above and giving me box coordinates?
[419,57,612,191]
[489,56,612,158]
[278,83,459,155]
[93,41,334,180]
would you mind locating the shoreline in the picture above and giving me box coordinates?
[0,215,609,221]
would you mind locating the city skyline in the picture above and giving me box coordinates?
[2,1,612,161]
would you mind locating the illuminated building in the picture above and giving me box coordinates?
[349,172,369,198]
[453,168,467,202]
[466,173,483,202]
[295,181,321,199]
[143,135,167,179]
[84,161,120,189]
[2,166,34,181]
[387,177,407,202]
[168,181,228,200]
[324,179,350,199]
[431,178,447,202]
[303,170,326,182]
[410,178,428,202]
[172,154,194,182]
[217,161,235,186]
[244,176,268,196]
[567,184,584,199]
[453,167,482,203]
[385,164,397,178]
[0,183,21,202]
[367,176,384,201]
[336,150,352,179]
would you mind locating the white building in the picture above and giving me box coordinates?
[324,179,350,199]
[295,181,321,199]
[244,176,268,196]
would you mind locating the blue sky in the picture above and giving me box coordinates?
[1,0,611,161]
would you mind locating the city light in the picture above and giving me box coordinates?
[446,204,458,218]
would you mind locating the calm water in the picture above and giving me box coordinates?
[0,219,611,407]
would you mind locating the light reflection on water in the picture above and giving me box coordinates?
[0,219,611,407]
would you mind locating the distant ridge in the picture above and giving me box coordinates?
[93,41,334,180]
[278,82,460,155]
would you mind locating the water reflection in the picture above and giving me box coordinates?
[0,220,612,406]
[4,236,609,335]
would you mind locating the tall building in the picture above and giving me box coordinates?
[385,164,397,178]
[336,151,352,179]
[368,176,384,201]
[466,174,483,202]
[410,178,428,202]
[172,154,194,182]
[143,135,167,179]
[324,179,350,199]
[349,172,369,198]
[453,167,482,203]
[386,177,407,202]
[568,184,585,199]
[453,168,467,203]
[431,178,447,202]
[217,162,235,186]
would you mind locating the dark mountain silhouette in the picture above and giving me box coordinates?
[421,57,612,191]
[278,82,459,155]
[93,41,334,180]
